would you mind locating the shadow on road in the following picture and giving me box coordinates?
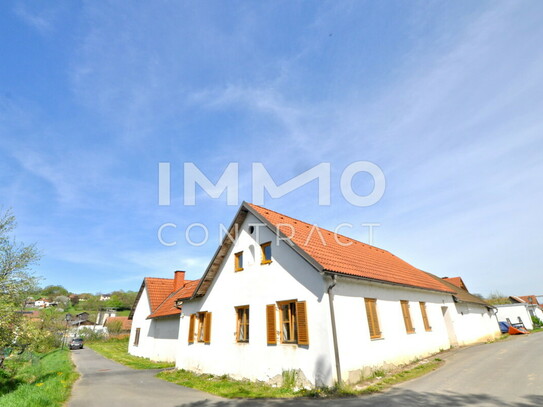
[175,390,543,407]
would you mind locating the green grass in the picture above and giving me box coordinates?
[358,358,444,395]
[87,337,174,369]
[157,358,445,399]
[157,370,299,398]
[0,349,79,407]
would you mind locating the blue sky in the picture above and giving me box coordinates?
[1,1,542,297]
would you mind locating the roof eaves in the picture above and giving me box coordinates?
[324,270,455,294]
[128,280,146,320]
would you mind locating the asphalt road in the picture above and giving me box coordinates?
[68,347,221,407]
[69,333,543,407]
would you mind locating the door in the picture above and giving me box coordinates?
[441,306,458,347]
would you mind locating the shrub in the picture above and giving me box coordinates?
[531,316,543,327]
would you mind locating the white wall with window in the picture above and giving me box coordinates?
[128,288,181,362]
[176,212,335,386]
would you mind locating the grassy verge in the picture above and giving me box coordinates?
[0,349,79,407]
[157,358,444,399]
[158,370,299,398]
[87,337,174,369]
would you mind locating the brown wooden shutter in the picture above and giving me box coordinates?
[188,314,195,343]
[296,301,309,345]
[401,300,415,333]
[203,312,212,344]
[420,302,431,331]
[266,304,277,344]
[365,298,381,339]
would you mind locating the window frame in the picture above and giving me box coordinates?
[197,312,207,343]
[400,300,415,334]
[234,251,244,272]
[235,306,250,343]
[277,300,297,343]
[134,327,140,346]
[365,298,382,339]
[260,242,272,264]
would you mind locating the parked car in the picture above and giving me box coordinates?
[69,338,84,350]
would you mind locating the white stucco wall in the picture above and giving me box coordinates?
[176,212,335,386]
[331,277,455,382]
[496,304,534,330]
[449,302,501,345]
[128,287,180,362]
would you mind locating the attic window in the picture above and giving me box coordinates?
[235,252,244,272]
[261,242,272,264]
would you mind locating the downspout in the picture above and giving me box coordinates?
[327,274,342,384]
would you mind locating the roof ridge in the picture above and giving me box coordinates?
[248,203,393,255]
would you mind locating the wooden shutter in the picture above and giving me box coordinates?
[296,301,309,345]
[266,304,277,344]
[365,298,381,339]
[188,314,196,343]
[203,312,212,344]
[420,302,431,331]
[401,300,415,334]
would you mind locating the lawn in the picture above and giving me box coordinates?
[86,337,174,369]
[0,349,79,407]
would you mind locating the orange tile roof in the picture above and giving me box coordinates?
[248,203,452,293]
[519,295,540,305]
[104,316,132,331]
[443,277,468,291]
[145,277,176,311]
[148,280,200,319]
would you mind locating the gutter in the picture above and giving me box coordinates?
[327,275,342,384]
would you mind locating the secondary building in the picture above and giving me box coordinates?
[128,271,199,362]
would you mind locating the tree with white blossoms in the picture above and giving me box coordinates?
[0,208,40,357]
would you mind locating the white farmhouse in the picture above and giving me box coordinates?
[173,202,500,386]
[128,271,199,362]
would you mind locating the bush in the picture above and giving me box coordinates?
[78,328,106,342]
[532,316,543,327]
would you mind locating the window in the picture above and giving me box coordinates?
[261,242,272,264]
[419,302,431,331]
[189,311,212,344]
[274,300,309,345]
[235,251,244,272]
[401,300,415,334]
[134,328,140,346]
[365,298,381,339]
[235,306,250,342]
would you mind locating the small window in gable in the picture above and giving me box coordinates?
[235,251,244,272]
[261,242,272,264]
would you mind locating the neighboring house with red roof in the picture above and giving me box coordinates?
[173,202,500,386]
[128,271,199,362]
[496,295,543,328]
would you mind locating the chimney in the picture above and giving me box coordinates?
[173,270,186,291]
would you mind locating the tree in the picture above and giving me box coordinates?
[0,209,40,353]
[41,285,69,301]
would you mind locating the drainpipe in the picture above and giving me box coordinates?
[327,274,342,384]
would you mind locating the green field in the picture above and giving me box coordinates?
[0,349,79,407]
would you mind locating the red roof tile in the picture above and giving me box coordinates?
[443,277,468,291]
[248,203,452,293]
[518,295,540,305]
[148,280,200,319]
[145,277,176,311]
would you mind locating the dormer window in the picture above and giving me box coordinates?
[261,242,272,264]
[235,251,244,271]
